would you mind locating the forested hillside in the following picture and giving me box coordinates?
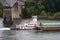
[0,0,60,19]
[0,3,3,17]
[22,0,60,19]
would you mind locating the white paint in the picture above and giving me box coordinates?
[16,16,38,29]
[29,16,37,25]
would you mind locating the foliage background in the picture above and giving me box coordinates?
[0,3,3,18]
[22,0,60,19]
[0,0,60,19]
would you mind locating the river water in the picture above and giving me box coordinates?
[0,18,60,40]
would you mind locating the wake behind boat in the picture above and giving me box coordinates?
[0,28,10,30]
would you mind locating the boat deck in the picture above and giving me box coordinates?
[36,22,60,31]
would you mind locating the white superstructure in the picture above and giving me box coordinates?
[16,16,38,29]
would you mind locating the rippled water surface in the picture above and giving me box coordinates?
[0,18,60,40]
[0,30,60,40]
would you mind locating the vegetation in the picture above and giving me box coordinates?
[0,3,3,18]
[0,0,60,19]
[22,0,60,19]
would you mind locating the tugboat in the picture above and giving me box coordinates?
[15,16,38,30]
[1,16,38,30]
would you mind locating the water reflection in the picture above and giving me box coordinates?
[0,18,60,40]
[0,18,3,28]
[15,30,60,40]
[0,30,60,40]
[0,30,16,40]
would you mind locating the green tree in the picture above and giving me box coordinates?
[25,0,45,16]
[22,0,60,19]
[0,3,3,17]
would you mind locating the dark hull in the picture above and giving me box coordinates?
[11,27,35,30]
[36,27,60,31]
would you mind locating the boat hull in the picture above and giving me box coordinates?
[36,27,60,31]
[11,27,35,30]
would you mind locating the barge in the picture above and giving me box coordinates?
[1,22,60,30]
[36,22,60,31]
